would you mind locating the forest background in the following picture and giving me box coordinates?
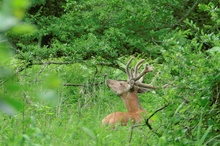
[0,0,220,145]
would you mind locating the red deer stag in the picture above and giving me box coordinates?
[102,57,158,126]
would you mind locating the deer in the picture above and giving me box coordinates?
[102,57,158,126]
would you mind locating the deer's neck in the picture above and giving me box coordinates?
[121,92,143,113]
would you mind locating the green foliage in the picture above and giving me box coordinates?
[1,0,220,145]
[0,0,60,141]
[8,0,186,63]
[0,0,31,115]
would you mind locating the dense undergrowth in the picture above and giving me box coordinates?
[1,52,219,145]
[1,0,220,145]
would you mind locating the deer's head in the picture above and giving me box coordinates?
[103,58,163,126]
[106,57,157,96]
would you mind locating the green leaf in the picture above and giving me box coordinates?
[0,14,18,31]
[37,90,58,107]
[43,74,61,89]
[0,45,13,63]
[0,97,23,115]
[82,127,97,141]
[207,46,220,55]
[8,23,37,35]
[199,126,212,146]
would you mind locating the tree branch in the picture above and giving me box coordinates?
[172,0,200,29]
[34,64,48,83]
[33,61,73,65]
[129,103,169,144]
[63,82,103,87]
[63,83,84,87]
[97,62,125,72]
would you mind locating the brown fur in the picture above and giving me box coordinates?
[102,80,148,126]
[102,110,147,126]
[102,58,157,126]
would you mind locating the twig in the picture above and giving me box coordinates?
[129,103,169,144]
[34,64,48,83]
[22,91,32,104]
[63,83,84,87]
[63,82,103,87]
[33,61,73,65]
[146,103,169,122]
[172,0,200,29]
[97,62,125,72]
[150,71,161,85]
[0,61,74,87]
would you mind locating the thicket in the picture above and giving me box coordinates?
[0,0,220,145]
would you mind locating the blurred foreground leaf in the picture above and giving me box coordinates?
[37,90,58,107]
[0,97,23,115]
[8,23,37,35]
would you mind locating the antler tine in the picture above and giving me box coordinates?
[134,59,145,78]
[125,57,134,80]
[135,82,157,89]
[134,63,154,81]
[130,68,134,79]
[135,69,159,90]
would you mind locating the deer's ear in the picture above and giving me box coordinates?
[137,87,151,93]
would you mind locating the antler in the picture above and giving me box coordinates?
[125,57,134,80]
[125,57,157,90]
[134,59,145,80]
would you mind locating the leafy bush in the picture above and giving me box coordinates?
[1,0,220,145]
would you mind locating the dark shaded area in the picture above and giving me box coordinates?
[28,0,66,17]
[41,33,53,47]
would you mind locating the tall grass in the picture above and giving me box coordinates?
[1,60,220,145]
